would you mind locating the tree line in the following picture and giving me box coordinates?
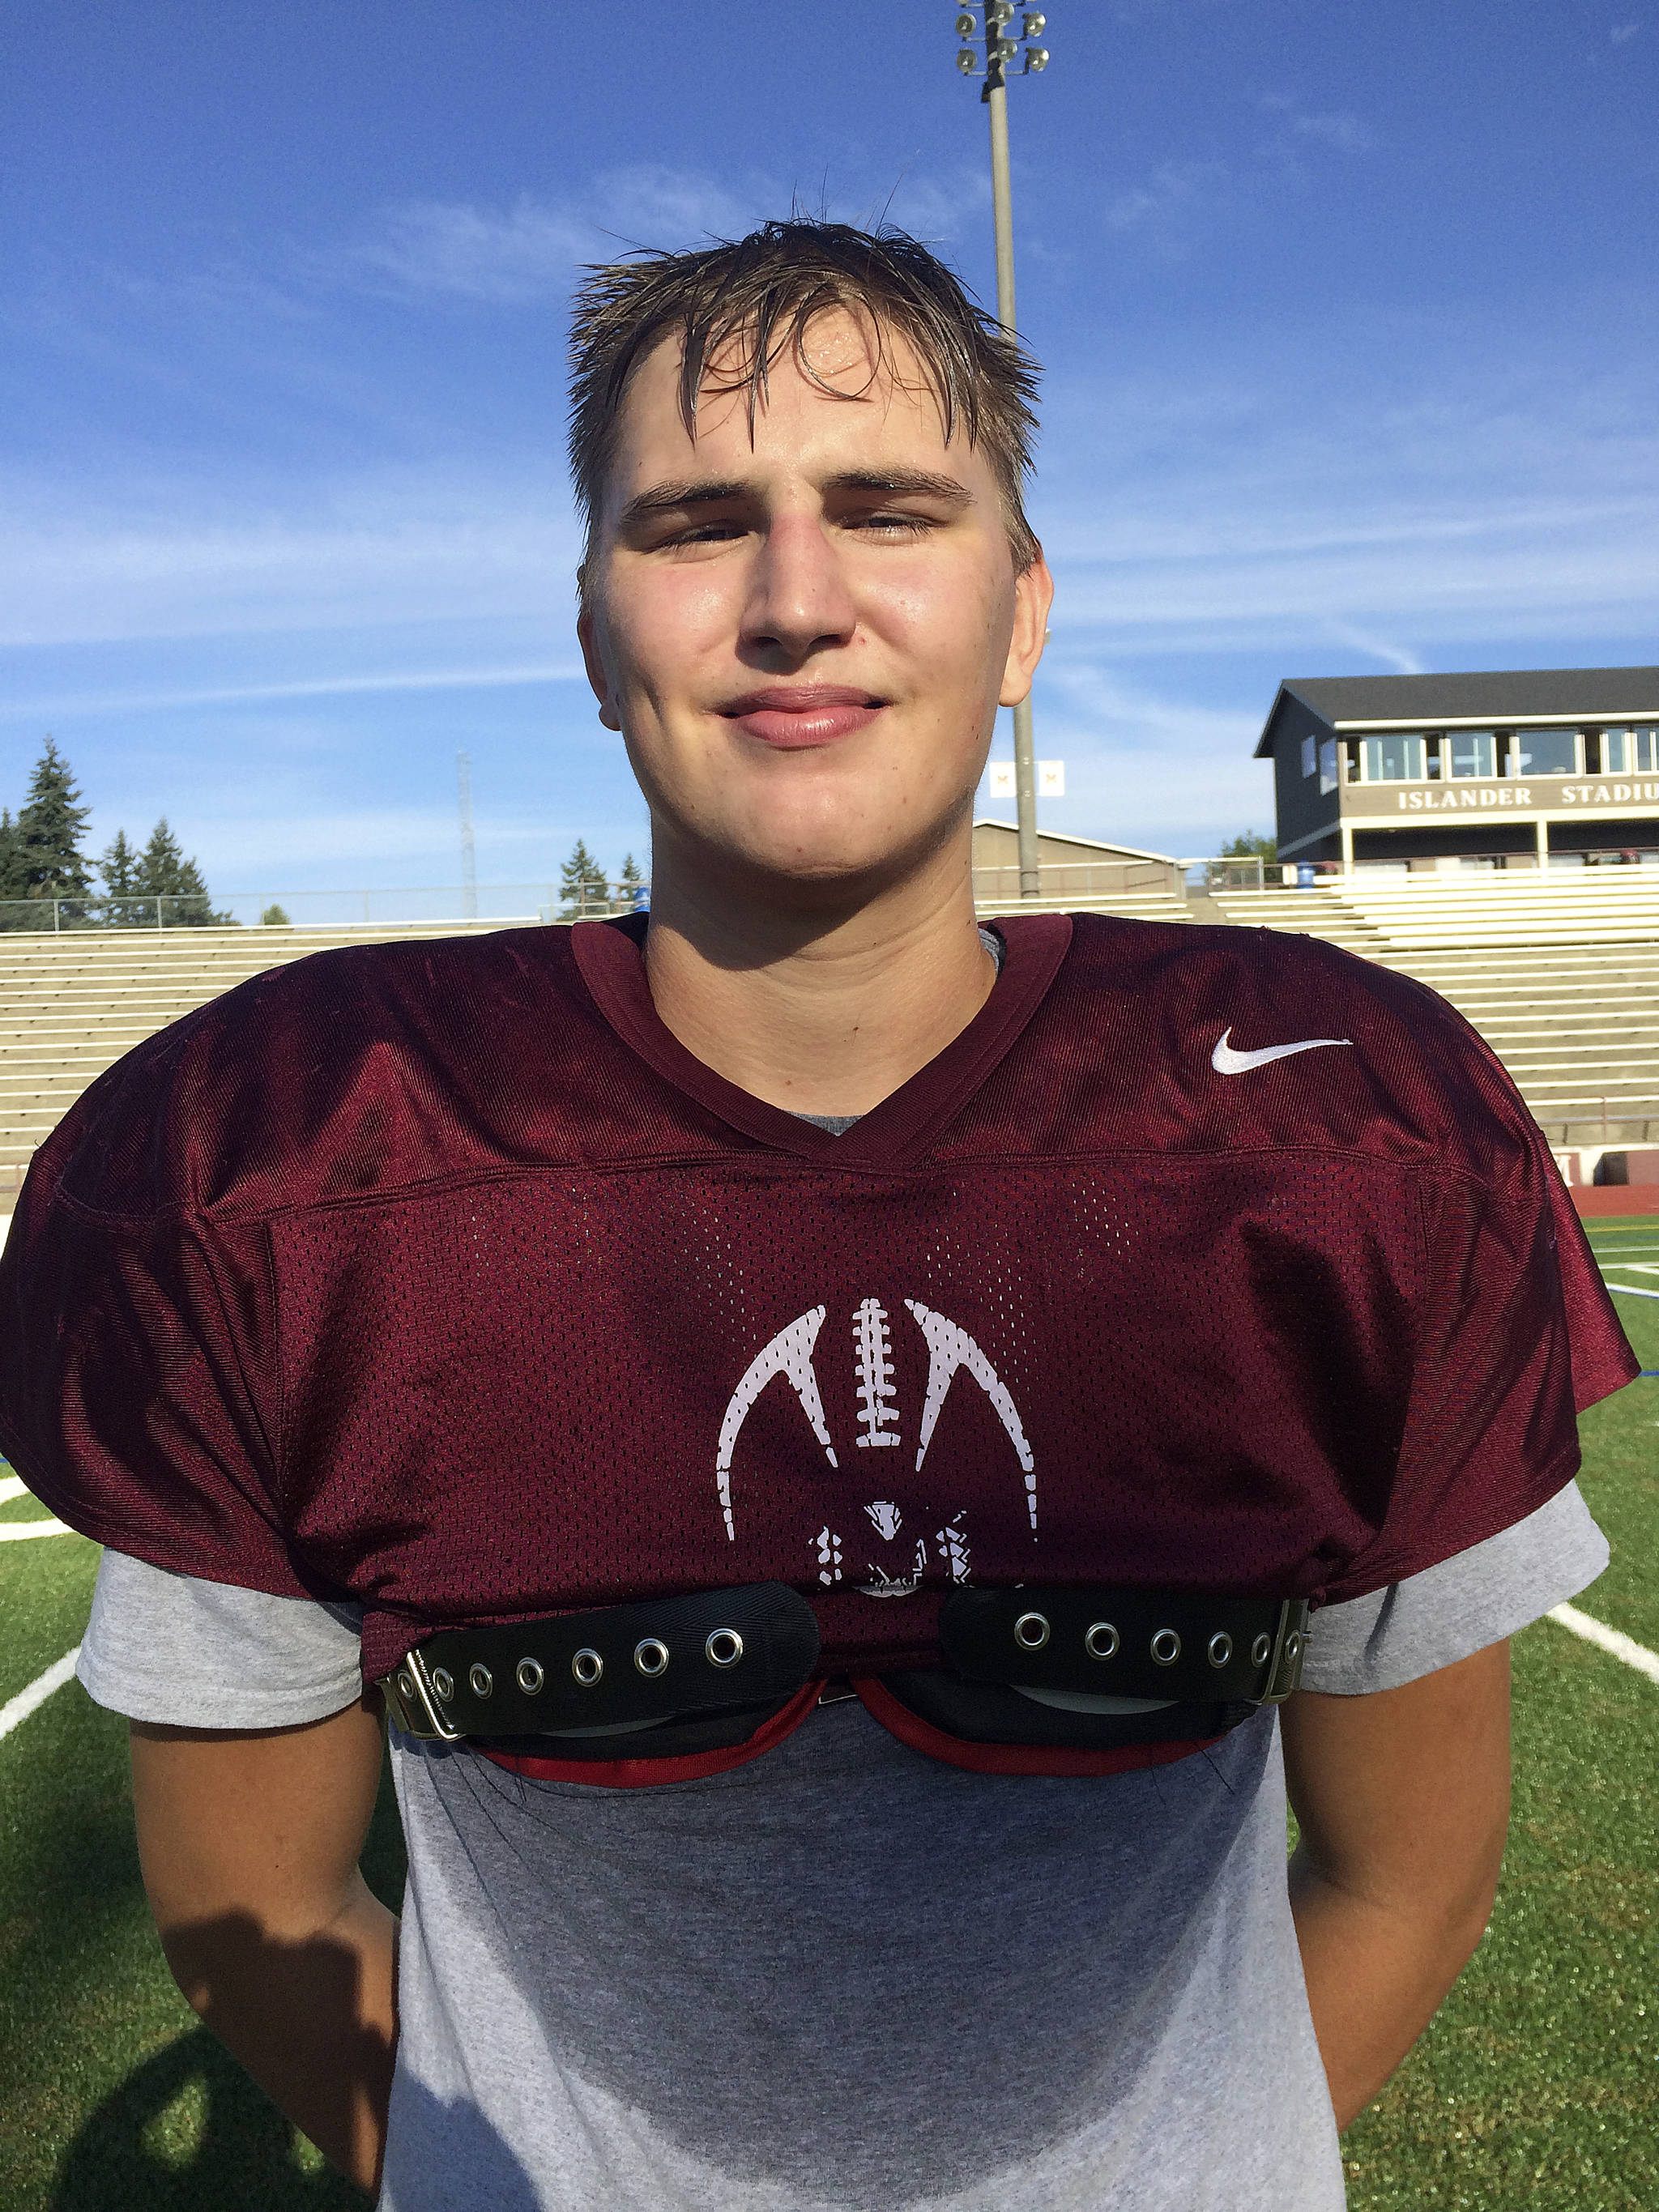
[559,840,646,918]
[0,739,233,929]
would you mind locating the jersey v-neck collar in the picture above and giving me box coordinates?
[570,910,1073,1170]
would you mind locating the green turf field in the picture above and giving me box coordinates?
[0,1225,1654,2209]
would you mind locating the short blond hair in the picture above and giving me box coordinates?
[568,219,1041,593]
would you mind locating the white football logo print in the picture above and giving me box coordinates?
[714,1298,1035,1560]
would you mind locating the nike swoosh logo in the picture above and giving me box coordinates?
[1212,1027,1353,1076]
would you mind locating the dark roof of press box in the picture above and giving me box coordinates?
[1254,666,1659,758]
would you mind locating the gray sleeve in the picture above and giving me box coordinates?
[77,1550,366,1727]
[1299,1480,1608,1696]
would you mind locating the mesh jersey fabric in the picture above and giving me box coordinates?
[0,911,1636,1693]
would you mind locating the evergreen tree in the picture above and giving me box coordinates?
[558,837,609,918]
[133,817,237,927]
[0,809,23,910]
[260,903,292,927]
[618,852,646,910]
[99,828,151,929]
[14,739,93,923]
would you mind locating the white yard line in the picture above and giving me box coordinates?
[0,1475,28,1505]
[0,1519,76,1541]
[1546,1605,1659,1687]
[1606,1284,1659,1302]
[0,1646,81,1742]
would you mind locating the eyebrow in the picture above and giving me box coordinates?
[615,467,975,533]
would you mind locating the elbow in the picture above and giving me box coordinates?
[147,1903,269,2024]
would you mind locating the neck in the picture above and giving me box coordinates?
[639,834,996,1116]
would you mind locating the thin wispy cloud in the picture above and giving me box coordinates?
[1105,160,1228,249]
[1002,664,1270,854]
[1320,624,1426,676]
[333,196,592,304]
[1289,109,1377,154]
[1610,22,1641,44]
[0,487,580,648]
[0,663,586,727]
[320,169,755,303]
[322,164,986,306]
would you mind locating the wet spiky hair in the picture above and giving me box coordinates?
[567,219,1041,593]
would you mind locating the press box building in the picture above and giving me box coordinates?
[1256,667,1659,873]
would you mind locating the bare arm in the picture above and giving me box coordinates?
[129,1695,397,2193]
[1282,1638,1511,2129]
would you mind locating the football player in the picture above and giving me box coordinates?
[0,221,1635,2210]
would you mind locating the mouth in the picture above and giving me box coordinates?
[716,684,887,750]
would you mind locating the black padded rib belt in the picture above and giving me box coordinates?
[378,1582,1309,1745]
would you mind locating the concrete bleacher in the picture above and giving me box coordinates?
[1207,872,1659,1156]
[975,887,1195,926]
[0,920,520,1189]
[3,872,1657,1196]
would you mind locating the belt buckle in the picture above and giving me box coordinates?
[379,1646,462,1741]
[1252,1600,1311,1706]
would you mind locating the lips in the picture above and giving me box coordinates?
[718,685,886,750]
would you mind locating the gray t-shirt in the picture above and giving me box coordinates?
[79,1483,1607,2212]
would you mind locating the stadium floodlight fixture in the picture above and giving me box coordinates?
[949,0,1052,897]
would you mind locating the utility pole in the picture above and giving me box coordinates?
[457,750,478,919]
[955,6,1050,897]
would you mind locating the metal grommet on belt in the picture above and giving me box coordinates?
[516,1658,544,1695]
[634,1638,671,1678]
[1207,1632,1233,1669]
[468,1663,494,1698]
[571,1647,603,1686]
[705,1629,744,1669]
[1013,1611,1051,1651]
[1251,1633,1272,1669]
[1084,1622,1120,1660]
[1149,1629,1181,1666]
[430,1667,454,1701]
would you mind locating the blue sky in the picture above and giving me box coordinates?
[2,0,1656,914]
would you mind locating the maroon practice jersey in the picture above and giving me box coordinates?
[0,912,1634,1685]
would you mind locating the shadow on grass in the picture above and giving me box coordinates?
[46,2026,367,2210]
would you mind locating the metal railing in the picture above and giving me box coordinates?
[0,884,652,934]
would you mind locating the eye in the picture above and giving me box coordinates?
[851,510,933,536]
[661,519,748,548]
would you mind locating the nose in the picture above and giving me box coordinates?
[739,510,857,664]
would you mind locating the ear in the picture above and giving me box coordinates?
[999,550,1055,709]
[577,595,623,732]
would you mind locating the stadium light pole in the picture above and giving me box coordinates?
[954,6,1051,898]
[457,750,478,919]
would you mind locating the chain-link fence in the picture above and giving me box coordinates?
[0,883,655,932]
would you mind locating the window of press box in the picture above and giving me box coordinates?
[1508,728,1579,778]
[1343,739,1361,783]
[1447,731,1496,778]
[1362,734,1424,782]
[1603,727,1659,774]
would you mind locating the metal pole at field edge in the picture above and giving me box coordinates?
[959,4,1051,897]
[987,82,1039,898]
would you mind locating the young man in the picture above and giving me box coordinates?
[0,222,1634,2211]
